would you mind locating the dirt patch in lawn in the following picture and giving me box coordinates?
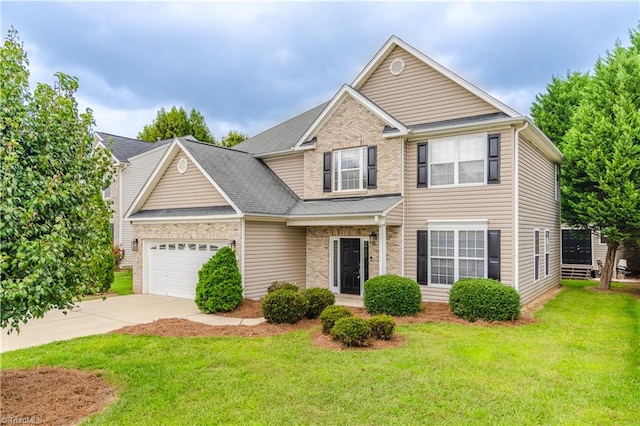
[0,366,116,426]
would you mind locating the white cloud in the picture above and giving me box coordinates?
[487,86,540,117]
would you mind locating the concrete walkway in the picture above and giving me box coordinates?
[0,294,265,353]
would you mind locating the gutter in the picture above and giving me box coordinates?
[513,121,529,291]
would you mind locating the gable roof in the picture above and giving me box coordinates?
[96,132,172,163]
[352,35,521,118]
[294,85,409,149]
[233,102,328,156]
[129,136,301,218]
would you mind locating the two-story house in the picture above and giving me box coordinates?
[126,36,562,304]
[95,132,171,267]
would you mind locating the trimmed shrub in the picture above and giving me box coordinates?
[319,305,352,334]
[364,274,422,316]
[449,278,521,322]
[267,281,299,293]
[331,317,372,347]
[195,246,243,313]
[368,314,396,340]
[261,289,307,324]
[303,288,335,319]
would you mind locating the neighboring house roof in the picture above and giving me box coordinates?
[96,132,172,163]
[289,195,402,217]
[232,102,328,156]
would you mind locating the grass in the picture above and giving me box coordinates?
[3,283,639,425]
[110,270,133,295]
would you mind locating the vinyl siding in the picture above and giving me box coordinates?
[141,149,229,210]
[385,203,403,226]
[403,128,514,302]
[119,146,168,266]
[243,220,306,299]
[360,46,500,126]
[518,136,561,304]
[263,152,305,197]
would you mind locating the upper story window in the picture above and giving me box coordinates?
[103,185,112,199]
[333,147,368,191]
[429,133,486,186]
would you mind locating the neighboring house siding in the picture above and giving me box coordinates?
[131,221,242,294]
[385,203,403,226]
[119,146,168,266]
[518,136,561,304]
[403,128,514,302]
[243,220,306,299]
[141,149,229,210]
[263,153,305,197]
[304,96,402,199]
[360,46,500,126]
[107,170,120,247]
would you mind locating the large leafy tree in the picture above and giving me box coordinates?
[530,70,589,150]
[138,106,215,143]
[220,130,248,148]
[562,27,640,289]
[1,28,114,332]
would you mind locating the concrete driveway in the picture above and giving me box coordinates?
[0,294,264,353]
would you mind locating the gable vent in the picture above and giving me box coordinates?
[389,58,405,76]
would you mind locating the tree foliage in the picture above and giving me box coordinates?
[138,106,215,143]
[219,130,248,148]
[562,26,640,289]
[530,70,589,150]
[1,28,114,332]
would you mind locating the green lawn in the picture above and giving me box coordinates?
[3,282,639,425]
[110,270,133,295]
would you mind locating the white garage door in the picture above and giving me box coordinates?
[147,241,224,299]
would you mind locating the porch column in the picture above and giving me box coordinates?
[379,224,387,276]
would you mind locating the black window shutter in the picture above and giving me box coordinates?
[417,230,428,285]
[488,134,500,184]
[417,143,428,188]
[367,146,377,189]
[323,152,332,192]
[487,230,501,280]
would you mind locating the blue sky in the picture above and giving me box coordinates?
[2,1,638,140]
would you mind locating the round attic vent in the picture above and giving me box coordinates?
[177,157,188,174]
[389,58,405,76]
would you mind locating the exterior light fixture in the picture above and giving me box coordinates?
[369,232,377,244]
[131,239,139,252]
[228,240,236,250]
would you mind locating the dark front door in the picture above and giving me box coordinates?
[562,230,592,265]
[340,238,361,295]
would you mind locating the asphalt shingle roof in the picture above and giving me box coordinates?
[232,102,328,155]
[178,137,300,215]
[390,112,510,134]
[289,195,402,217]
[97,132,172,163]
[129,206,236,219]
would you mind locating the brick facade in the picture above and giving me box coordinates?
[306,225,402,290]
[131,221,242,293]
[303,96,403,199]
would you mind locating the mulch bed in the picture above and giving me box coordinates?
[0,367,116,426]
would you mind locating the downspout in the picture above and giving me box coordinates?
[118,164,125,250]
[401,138,406,276]
[513,120,529,291]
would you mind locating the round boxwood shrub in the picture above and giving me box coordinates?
[303,288,335,319]
[330,317,372,347]
[363,274,422,316]
[368,314,396,340]
[261,289,308,324]
[195,246,243,313]
[449,278,521,322]
[267,281,299,293]
[319,305,352,334]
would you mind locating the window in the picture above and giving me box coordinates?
[534,229,540,281]
[333,147,368,191]
[103,185,111,199]
[429,227,486,285]
[544,230,550,276]
[430,134,485,186]
[599,233,609,244]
